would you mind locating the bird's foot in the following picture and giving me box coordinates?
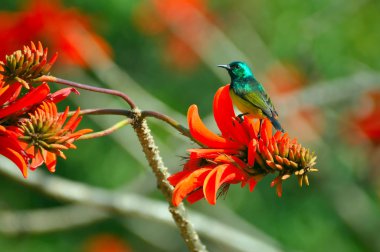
[236,113,249,123]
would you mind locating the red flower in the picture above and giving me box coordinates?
[0,125,29,177]
[0,63,50,177]
[83,234,132,252]
[0,41,57,88]
[17,101,92,173]
[134,0,214,70]
[353,91,380,144]
[0,83,50,120]
[0,42,90,177]
[0,0,111,67]
[168,85,318,206]
[265,63,325,142]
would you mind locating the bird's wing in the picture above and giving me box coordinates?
[240,85,278,117]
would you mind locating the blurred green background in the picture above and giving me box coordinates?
[1,0,380,251]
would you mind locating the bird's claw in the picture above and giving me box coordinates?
[236,113,249,123]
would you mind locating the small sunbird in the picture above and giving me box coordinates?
[218,61,284,133]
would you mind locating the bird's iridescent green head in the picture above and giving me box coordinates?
[218,61,254,81]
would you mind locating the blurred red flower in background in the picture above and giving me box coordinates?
[168,85,318,206]
[266,63,307,94]
[265,63,325,142]
[0,0,111,67]
[134,0,215,70]
[352,91,380,144]
[83,234,132,252]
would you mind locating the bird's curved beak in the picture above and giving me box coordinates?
[217,64,230,70]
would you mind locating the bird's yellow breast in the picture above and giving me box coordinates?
[229,88,266,119]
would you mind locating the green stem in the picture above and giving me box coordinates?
[78,119,133,140]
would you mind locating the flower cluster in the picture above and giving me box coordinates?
[168,85,318,206]
[0,41,57,88]
[0,42,91,177]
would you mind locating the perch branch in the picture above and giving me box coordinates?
[131,108,207,252]
[38,75,137,108]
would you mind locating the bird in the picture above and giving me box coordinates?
[218,61,284,134]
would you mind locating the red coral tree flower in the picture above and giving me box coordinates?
[17,101,92,174]
[168,85,318,206]
[0,41,57,88]
[0,81,51,177]
[0,125,30,177]
[0,42,91,177]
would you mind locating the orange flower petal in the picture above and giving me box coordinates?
[49,87,79,103]
[248,139,257,167]
[30,149,44,170]
[260,119,272,145]
[273,131,282,141]
[188,148,239,159]
[203,164,245,205]
[0,83,50,118]
[57,106,69,126]
[243,117,260,139]
[248,177,257,192]
[203,166,221,205]
[0,83,22,106]
[230,116,250,145]
[184,158,202,170]
[167,170,192,186]
[0,137,28,178]
[172,167,212,206]
[219,165,246,185]
[188,105,242,149]
[213,85,236,137]
[63,107,81,130]
[44,152,57,172]
[186,188,205,204]
[214,154,247,169]
[213,85,251,145]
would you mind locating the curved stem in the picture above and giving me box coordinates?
[72,109,203,145]
[75,108,135,117]
[78,119,133,140]
[38,75,136,108]
[141,110,204,147]
[141,110,190,138]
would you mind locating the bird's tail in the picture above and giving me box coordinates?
[269,116,285,133]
